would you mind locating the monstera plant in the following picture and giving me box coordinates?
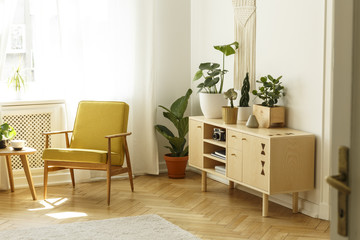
[193,42,239,119]
[155,89,192,178]
[193,42,239,94]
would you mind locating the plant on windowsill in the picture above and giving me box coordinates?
[8,64,25,93]
[0,123,16,149]
[252,75,286,128]
[155,89,192,178]
[222,88,238,124]
[238,72,252,121]
[193,42,239,119]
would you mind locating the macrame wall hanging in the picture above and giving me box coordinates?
[233,0,256,90]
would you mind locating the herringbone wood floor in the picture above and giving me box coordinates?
[0,171,329,240]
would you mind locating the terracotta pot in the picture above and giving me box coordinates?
[164,154,189,179]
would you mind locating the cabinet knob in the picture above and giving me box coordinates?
[242,138,247,140]
[231,135,236,138]
[231,153,236,156]
[197,126,202,128]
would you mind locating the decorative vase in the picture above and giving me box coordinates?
[199,93,228,119]
[222,107,238,124]
[164,154,189,179]
[246,114,259,128]
[252,104,285,128]
[238,106,252,122]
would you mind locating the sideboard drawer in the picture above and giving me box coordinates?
[227,130,243,151]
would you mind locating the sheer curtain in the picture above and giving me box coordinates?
[0,0,18,190]
[30,0,159,175]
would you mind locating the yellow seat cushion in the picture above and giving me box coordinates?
[43,148,123,166]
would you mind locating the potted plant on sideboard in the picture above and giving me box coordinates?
[0,123,16,149]
[252,75,285,128]
[222,88,238,124]
[238,72,252,121]
[193,42,239,119]
[155,89,192,178]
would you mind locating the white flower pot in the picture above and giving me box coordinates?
[199,93,228,119]
[238,106,252,122]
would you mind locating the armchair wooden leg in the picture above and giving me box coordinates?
[107,168,111,206]
[44,161,48,199]
[70,169,75,188]
[124,139,134,192]
[128,170,134,192]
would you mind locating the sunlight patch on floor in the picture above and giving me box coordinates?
[28,198,68,211]
[46,212,88,219]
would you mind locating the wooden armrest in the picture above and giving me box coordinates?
[105,132,132,139]
[43,130,73,136]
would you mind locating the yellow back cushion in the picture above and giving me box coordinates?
[70,101,129,165]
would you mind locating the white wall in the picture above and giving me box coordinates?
[155,0,191,170]
[191,0,329,218]
[190,0,234,116]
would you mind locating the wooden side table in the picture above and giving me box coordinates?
[0,147,37,200]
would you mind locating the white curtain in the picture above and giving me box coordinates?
[0,0,18,190]
[30,0,159,174]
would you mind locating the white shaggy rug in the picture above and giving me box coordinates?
[0,214,200,240]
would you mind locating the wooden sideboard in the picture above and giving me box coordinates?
[189,116,315,216]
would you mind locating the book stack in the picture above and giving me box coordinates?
[210,149,226,160]
[215,165,226,175]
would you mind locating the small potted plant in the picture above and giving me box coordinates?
[193,42,239,118]
[8,63,26,99]
[252,75,285,128]
[155,89,192,178]
[238,72,252,121]
[0,123,16,149]
[222,88,238,124]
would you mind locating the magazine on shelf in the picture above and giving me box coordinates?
[215,150,226,158]
[214,165,226,175]
[210,149,226,160]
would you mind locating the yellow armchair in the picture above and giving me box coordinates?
[42,101,133,205]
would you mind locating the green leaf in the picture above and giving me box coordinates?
[163,111,178,128]
[180,145,189,157]
[155,125,174,140]
[210,63,220,70]
[1,123,9,131]
[213,41,239,56]
[158,105,171,114]
[170,89,192,119]
[178,117,189,138]
[260,77,267,83]
[199,62,211,70]
[169,137,186,154]
[164,146,176,154]
[193,70,203,81]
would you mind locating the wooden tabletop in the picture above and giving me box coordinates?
[0,147,36,156]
